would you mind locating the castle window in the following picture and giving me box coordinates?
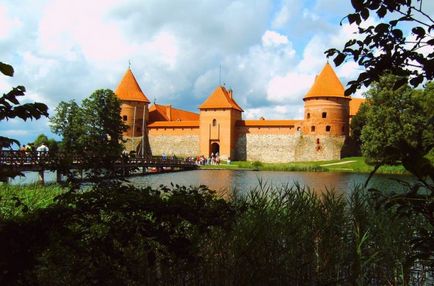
[212,119,217,126]
[322,112,327,118]
[311,126,315,132]
[123,115,128,121]
[307,113,310,119]
[296,127,301,131]
[326,125,331,132]
[136,127,141,132]
[316,138,320,144]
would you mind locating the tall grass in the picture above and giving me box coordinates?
[0,183,431,285]
[194,184,430,285]
[0,183,64,219]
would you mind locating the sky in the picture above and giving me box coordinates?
[1,0,431,146]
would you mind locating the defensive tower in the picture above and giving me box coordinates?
[199,86,243,160]
[302,63,350,136]
[115,68,151,155]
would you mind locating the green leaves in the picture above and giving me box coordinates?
[0,61,49,155]
[0,62,14,77]
[326,0,434,94]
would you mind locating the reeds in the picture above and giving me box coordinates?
[194,184,431,285]
[0,182,431,285]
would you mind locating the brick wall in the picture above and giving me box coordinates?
[235,131,345,162]
[149,135,200,157]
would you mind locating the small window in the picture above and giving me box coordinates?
[316,138,320,144]
[123,115,128,121]
[311,126,315,132]
[307,113,311,119]
[326,125,331,132]
[296,127,301,131]
[212,119,217,126]
[322,112,327,118]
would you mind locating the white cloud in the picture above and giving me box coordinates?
[0,4,22,39]
[262,30,289,47]
[1,0,372,144]
[266,72,313,104]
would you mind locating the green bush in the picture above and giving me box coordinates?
[0,183,431,285]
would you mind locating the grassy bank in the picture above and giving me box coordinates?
[0,183,64,219]
[201,156,409,174]
[0,182,431,285]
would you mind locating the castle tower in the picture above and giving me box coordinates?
[199,86,243,160]
[302,63,350,136]
[115,68,152,155]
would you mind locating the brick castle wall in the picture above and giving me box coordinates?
[235,130,345,162]
[149,135,200,157]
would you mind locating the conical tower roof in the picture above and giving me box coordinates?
[304,63,346,100]
[115,68,150,103]
[199,86,243,111]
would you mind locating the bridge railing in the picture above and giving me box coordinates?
[0,151,197,169]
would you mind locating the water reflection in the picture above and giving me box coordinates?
[9,169,414,197]
[127,169,414,196]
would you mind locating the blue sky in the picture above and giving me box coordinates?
[2,0,432,146]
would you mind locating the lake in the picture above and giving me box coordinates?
[11,169,415,195]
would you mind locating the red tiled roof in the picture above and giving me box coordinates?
[148,121,200,128]
[115,68,150,103]
[199,86,243,111]
[349,98,366,116]
[149,104,199,122]
[304,63,346,100]
[236,120,302,127]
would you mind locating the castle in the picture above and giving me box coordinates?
[114,63,364,162]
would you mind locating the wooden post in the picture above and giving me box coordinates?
[56,170,62,183]
[0,176,9,184]
[38,170,45,185]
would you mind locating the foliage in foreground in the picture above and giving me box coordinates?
[0,183,432,286]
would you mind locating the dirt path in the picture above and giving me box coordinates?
[320,160,356,167]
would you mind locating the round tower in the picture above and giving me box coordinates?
[115,68,151,154]
[302,63,350,136]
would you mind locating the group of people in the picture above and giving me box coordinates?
[19,143,49,159]
[185,153,221,166]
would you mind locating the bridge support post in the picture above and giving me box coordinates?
[56,170,62,183]
[38,170,45,185]
[0,176,9,184]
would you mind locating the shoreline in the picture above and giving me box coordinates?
[198,156,410,175]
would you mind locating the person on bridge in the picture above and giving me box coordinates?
[36,143,49,160]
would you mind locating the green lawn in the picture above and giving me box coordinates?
[200,156,409,174]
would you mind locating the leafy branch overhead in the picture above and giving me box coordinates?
[326,0,434,95]
[0,61,48,150]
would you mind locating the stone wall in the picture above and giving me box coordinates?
[293,135,345,162]
[149,134,200,157]
[235,131,345,162]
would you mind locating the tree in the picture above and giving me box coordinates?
[350,101,369,146]
[326,0,434,95]
[80,89,126,159]
[360,74,434,179]
[49,100,85,154]
[50,89,127,184]
[359,74,434,264]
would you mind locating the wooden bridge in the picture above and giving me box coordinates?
[0,150,197,184]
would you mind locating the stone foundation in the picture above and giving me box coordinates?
[235,133,345,162]
[149,135,200,157]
